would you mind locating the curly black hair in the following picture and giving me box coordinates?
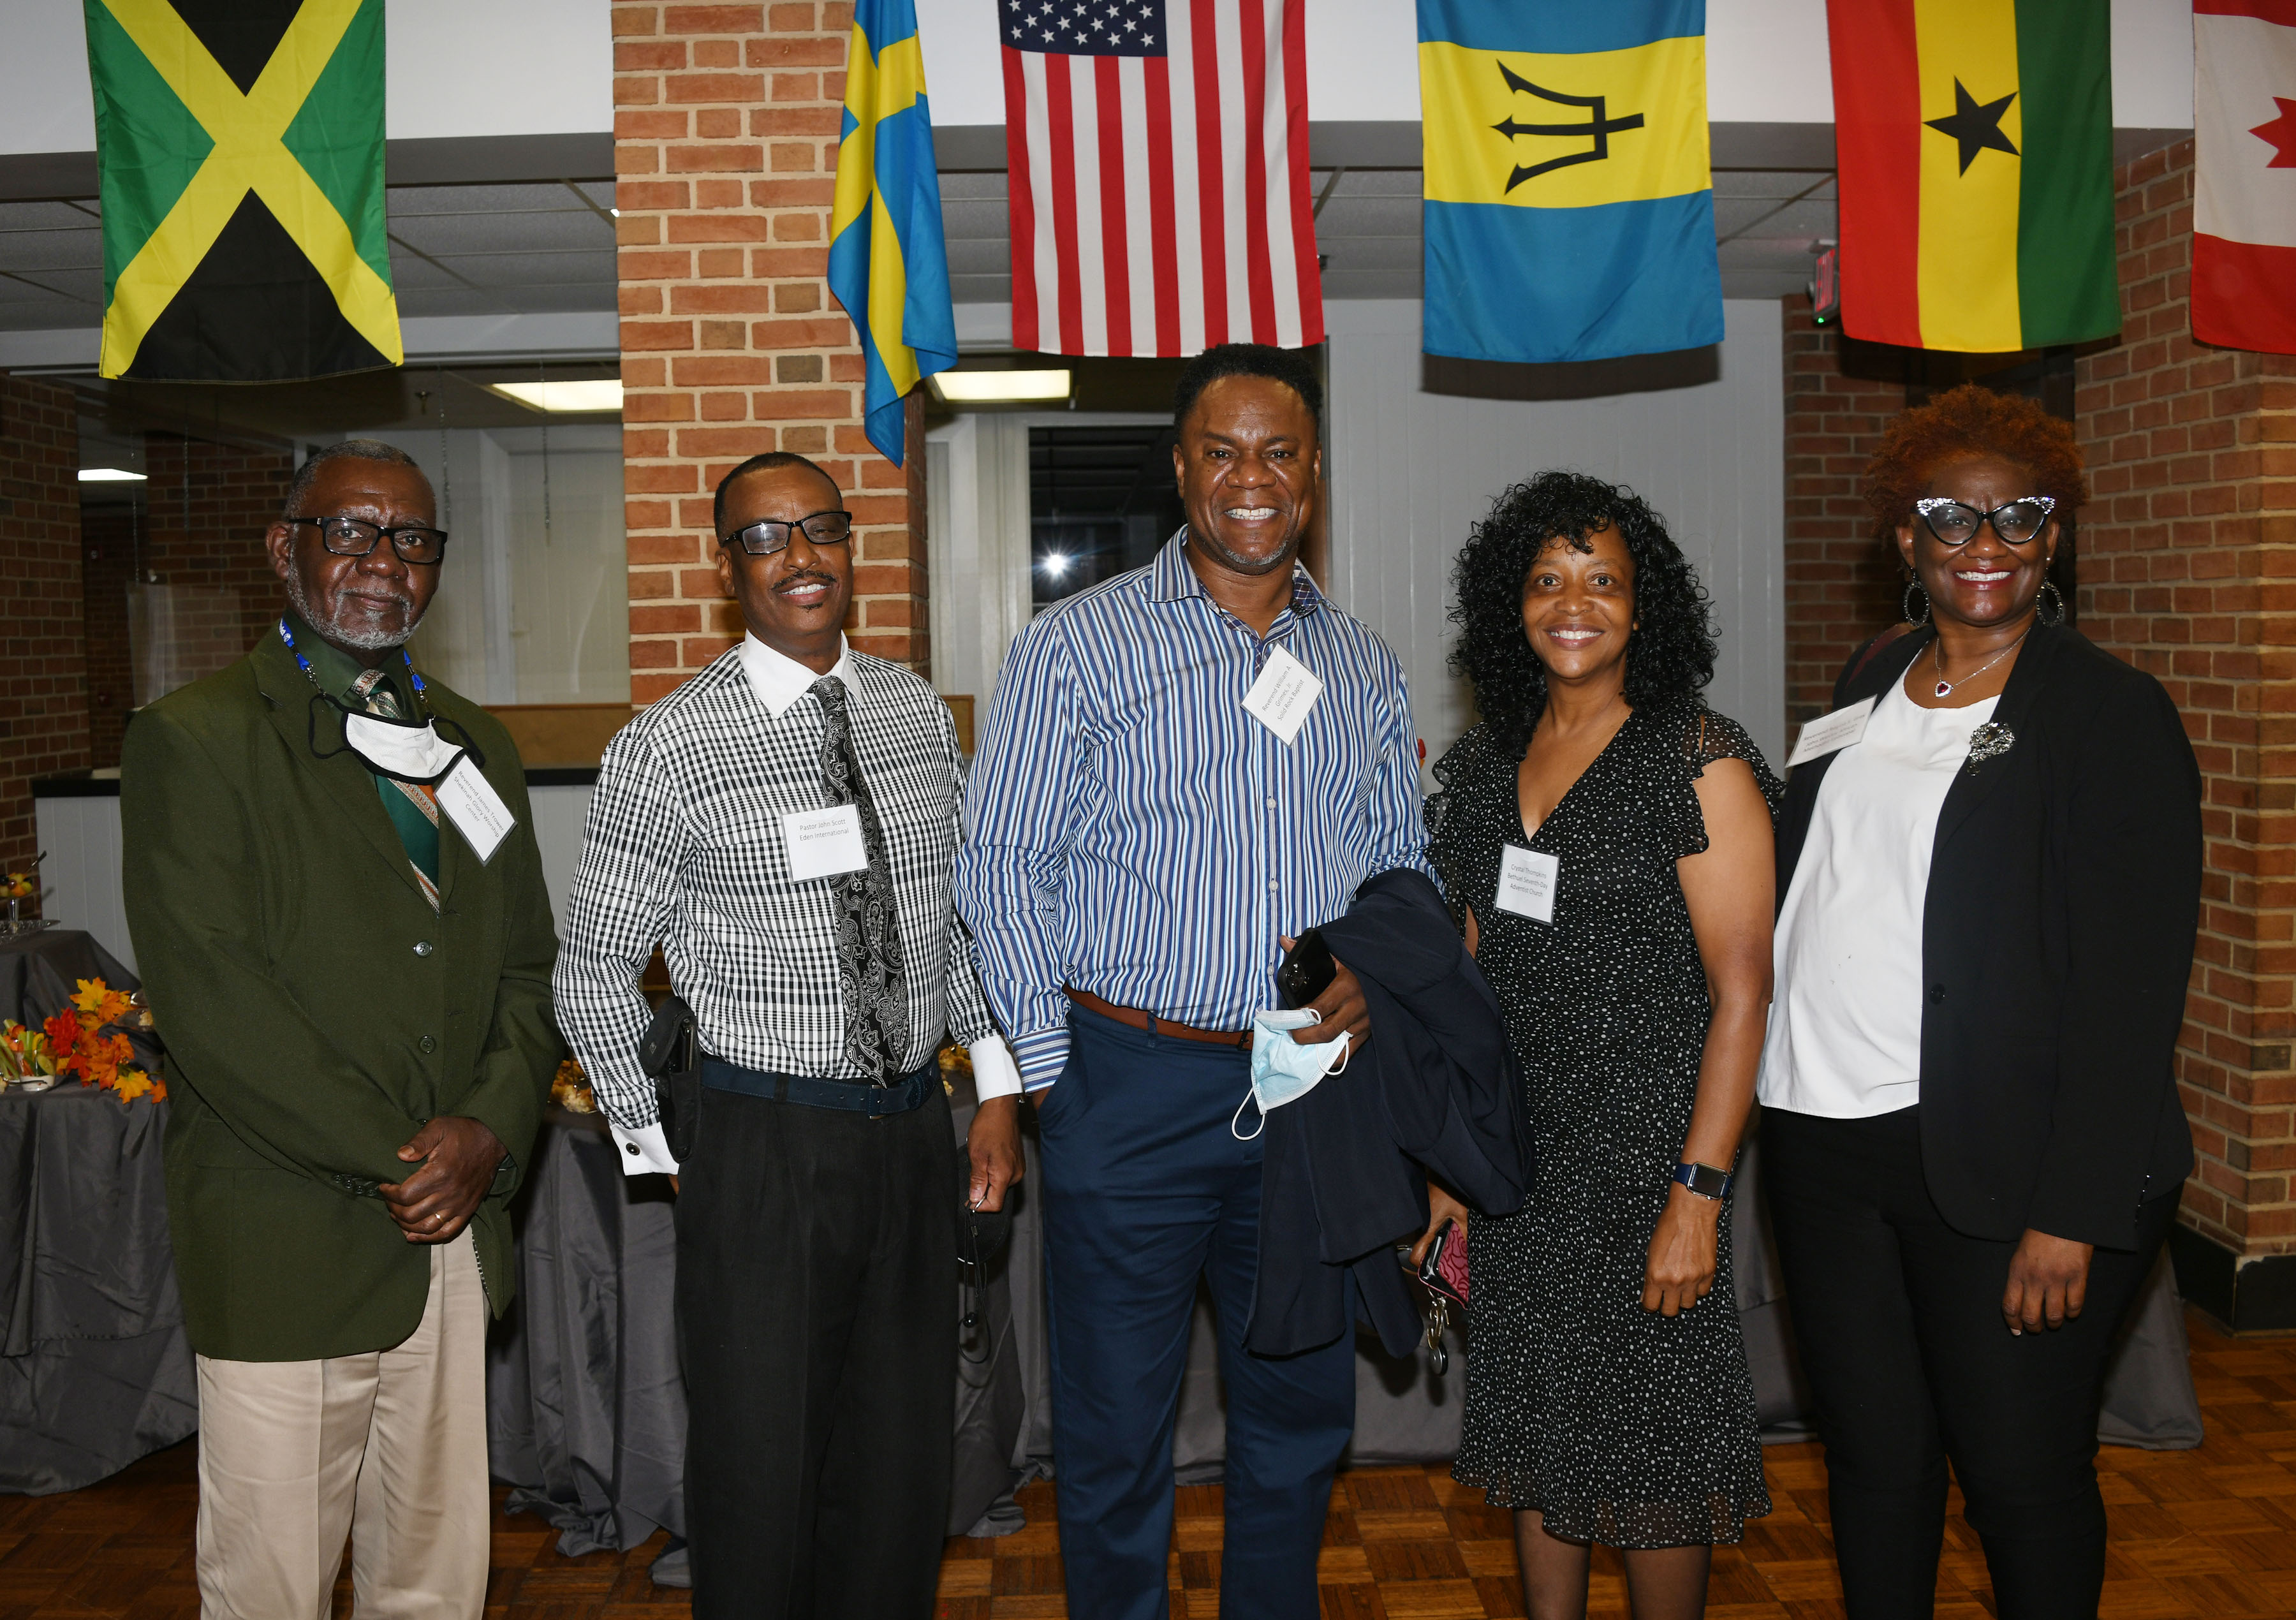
[1448,471,1719,756]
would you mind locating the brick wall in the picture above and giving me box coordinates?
[0,374,87,884]
[80,435,291,768]
[1781,304,1914,729]
[2073,139,2296,1263]
[613,0,926,706]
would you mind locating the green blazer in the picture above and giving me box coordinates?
[121,631,561,1361]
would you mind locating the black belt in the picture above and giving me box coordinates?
[699,1057,935,1116]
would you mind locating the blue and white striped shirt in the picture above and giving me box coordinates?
[953,531,1432,1089]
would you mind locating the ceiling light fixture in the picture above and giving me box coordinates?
[931,369,1072,404]
[78,468,146,482]
[487,379,624,413]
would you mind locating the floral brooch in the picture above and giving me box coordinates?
[1966,721,2015,766]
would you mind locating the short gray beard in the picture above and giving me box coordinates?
[283,571,423,651]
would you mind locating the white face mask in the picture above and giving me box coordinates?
[341,709,466,784]
[1232,1008,1352,1140]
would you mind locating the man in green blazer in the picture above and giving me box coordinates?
[122,439,560,1620]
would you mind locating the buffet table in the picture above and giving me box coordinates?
[0,931,195,1494]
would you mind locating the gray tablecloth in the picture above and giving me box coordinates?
[486,1109,687,1554]
[0,931,196,1495]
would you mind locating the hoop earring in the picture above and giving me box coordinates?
[2037,579,2066,626]
[1902,578,1931,626]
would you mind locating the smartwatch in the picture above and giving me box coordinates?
[1672,1161,1733,1200]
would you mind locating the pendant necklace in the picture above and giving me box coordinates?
[1932,630,2027,699]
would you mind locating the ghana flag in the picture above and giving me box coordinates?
[1826,0,2119,352]
[84,0,402,381]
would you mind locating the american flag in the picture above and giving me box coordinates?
[999,0,1323,357]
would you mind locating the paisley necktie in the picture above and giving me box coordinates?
[810,677,909,1081]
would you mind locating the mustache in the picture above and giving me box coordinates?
[775,571,836,591]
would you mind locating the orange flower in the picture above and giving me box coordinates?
[72,978,132,1027]
[43,1010,86,1078]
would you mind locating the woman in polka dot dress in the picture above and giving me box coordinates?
[1419,473,1776,1619]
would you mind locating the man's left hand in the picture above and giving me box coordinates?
[379,1117,506,1244]
[968,1094,1023,1212]
[1281,935,1370,1047]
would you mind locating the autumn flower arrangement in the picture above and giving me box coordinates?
[0,978,163,1103]
[550,1056,596,1114]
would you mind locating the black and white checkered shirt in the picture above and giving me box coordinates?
[554,636,1015,1172]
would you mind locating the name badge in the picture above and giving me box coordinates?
[1786,696,1876,767]
[1242,645,1323,745]
[1496,844,1559,924]
[434,758,516,864]
[782,804,869,881]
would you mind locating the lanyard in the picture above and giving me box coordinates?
[276,617,432,720]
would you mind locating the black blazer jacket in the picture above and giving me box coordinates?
[1775,622,2200,1251]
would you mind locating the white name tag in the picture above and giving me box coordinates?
[781,804,869,881]
[1496,844,1559,924]
[434,757,516,864]
[1786,696,1876,767]
[1241,645,1324,745]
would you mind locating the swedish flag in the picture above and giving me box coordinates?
[84,0,401,382]
[1419,0,1723,364]
[829,0,955,469]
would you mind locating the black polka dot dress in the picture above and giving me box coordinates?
[1428,699,1777,1549]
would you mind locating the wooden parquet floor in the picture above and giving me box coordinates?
[2,1310,2290,1620]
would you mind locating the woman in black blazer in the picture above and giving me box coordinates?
[1760,385,2200,1620]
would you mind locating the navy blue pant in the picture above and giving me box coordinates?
[1036,1006,1357,1620]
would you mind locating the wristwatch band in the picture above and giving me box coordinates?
[1673,1161,1733,1199]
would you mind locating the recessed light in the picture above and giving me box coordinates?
[931,369,1072,404]
[487,379,624,413]
[78,468,145,482]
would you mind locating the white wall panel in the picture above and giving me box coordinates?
[1323,298,1786,775]
[34,793,131,972]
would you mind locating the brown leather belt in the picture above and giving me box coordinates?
[1064,987,1250,1047]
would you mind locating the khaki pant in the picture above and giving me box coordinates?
[194,1230,489,1620]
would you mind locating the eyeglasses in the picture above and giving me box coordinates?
[288,515,449,565]
[1913,496,2057,547]
[724,509,853,557]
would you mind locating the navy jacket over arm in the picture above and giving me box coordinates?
[1247,869,1533,1357]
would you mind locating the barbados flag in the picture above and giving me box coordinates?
[828,0,955,468]
[1418,0,1723,364]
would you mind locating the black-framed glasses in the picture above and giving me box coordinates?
[725,509,853,557]
[1913,496,2057,547]
[288,515,450,565]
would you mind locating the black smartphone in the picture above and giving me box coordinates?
[1276,927,1337,1008]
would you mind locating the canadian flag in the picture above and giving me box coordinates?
[2195,0,2296,352]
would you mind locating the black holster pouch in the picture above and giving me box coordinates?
[638,996,700,1164]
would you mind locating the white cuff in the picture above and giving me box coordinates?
[966,1036,1024,1101]
[608,1118,681,1176]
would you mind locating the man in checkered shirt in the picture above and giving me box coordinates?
[553,451,1023,1619]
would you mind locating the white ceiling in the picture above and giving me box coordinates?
[0,180,618,334]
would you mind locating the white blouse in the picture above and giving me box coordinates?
[1758,681,2000,1118]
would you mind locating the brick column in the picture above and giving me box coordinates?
[2074,138,2296,1320]
[613,1,927,706]
[1781,302,1913,730]
[0,374,88,880]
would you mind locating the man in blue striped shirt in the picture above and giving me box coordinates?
[955,344,1431,1620]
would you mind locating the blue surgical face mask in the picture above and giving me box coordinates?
[1232,1009,1351,1140]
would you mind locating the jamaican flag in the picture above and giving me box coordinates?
[1825,0,2119,353]
[84,0,402,381]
